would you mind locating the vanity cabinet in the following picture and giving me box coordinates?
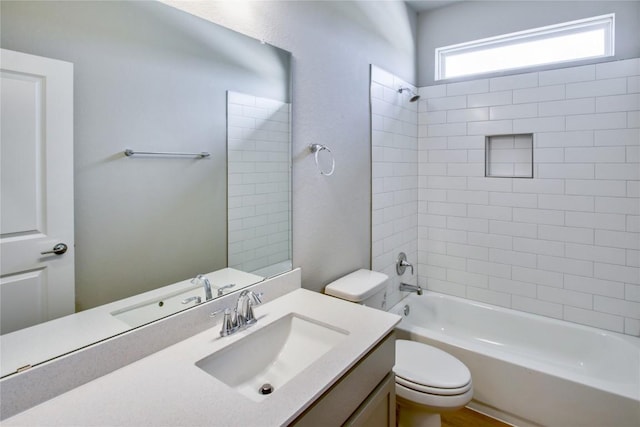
[344,372,395,427]
[292,332,396,427]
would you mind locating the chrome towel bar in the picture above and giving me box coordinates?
[124,149,210,159]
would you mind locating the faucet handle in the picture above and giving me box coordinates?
[211,308,239,337]
[247,291,264,323]
[243,303,258,325]
[396,252,414,275]
[222,309,239,336]
[217,283,235,297]
[181,296,202,305]
[248,291,263,305]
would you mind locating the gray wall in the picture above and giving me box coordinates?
[165,0,419,292]
[417,1,640,86]
[1,1,290,309]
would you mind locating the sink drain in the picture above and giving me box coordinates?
[259,383,274,395]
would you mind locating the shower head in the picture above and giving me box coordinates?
[398,87,420,102]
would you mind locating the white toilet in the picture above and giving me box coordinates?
[325,269,473,427]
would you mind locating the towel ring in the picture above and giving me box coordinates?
[309,144,335,176]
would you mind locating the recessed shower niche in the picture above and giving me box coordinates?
[485,134,533,178]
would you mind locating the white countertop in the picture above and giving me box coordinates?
[3,289,400,426]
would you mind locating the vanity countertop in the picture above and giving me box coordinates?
[3,289,400,426]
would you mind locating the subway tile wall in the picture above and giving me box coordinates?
[371,65,419,309]
[418,58,640,335]
[227,91,291,274]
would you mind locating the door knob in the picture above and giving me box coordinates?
[41,243,68,255]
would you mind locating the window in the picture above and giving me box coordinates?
[435,14,615,81]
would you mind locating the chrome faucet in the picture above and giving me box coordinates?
[399,282,422,295]
[235,290,263,327]
[191,274,213,301]
[211,290,264,337]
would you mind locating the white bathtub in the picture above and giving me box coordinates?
[390,291,640,427]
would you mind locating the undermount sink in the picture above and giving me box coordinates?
[195,313,349,401]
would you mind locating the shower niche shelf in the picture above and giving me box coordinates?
[485,133,533,178]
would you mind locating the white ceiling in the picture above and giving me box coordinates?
[405,0,462,13]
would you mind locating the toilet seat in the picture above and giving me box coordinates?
[396,375,472,396]
[394,340,472,395]
[396,380,474,410]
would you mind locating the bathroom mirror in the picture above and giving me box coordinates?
[0,0,291,377]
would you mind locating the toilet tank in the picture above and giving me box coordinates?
[324,269,389,310]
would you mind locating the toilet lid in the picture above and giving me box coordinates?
[394,340,471,390]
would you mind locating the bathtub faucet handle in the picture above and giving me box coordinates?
[396,252,414,275]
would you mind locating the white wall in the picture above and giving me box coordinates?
[165,0,418,292]
[371,65,419,309]
[417,1,640,86]
[417,58,640,335]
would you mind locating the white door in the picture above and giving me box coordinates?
[0,49,74,335]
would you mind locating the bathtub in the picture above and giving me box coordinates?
[390,291,640,427]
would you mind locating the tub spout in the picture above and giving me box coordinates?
[399,282,422,295]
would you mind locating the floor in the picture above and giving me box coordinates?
[441,408,511,427]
